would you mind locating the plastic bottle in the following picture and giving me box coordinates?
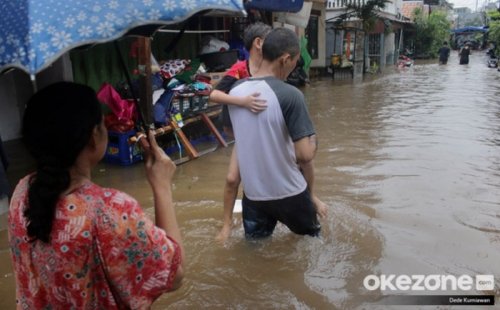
[171,108,184,127]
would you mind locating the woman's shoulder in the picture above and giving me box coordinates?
[77,182,141,215]
[82,182,138,204]
[76,183,146,229]
[10,174,33,206]
[14,174,32,189]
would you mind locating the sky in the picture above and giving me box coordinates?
[448,0,498,11]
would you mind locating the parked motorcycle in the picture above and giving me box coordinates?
[486,49,498,68]
[286,56,308,87]
[397,54,414,68]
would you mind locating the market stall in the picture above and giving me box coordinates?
[71,15,246,165]
[0,0,246,166]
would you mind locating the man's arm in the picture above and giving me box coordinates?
[294,135,317,192]
[279,85,326,216]
[294,135,328,218]
[294,134,317,165]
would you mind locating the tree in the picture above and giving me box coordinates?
[487,10,500,55]
[412,8,451,58]
[339,0,390,31]
[428,11,452,56]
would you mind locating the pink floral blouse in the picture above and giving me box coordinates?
[8,175,181,309]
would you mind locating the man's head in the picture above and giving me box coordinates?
[443,41,448,46]
[262,27,300,79]
[243,22,272,53]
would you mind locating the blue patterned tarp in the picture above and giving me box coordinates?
[0,0,244,77]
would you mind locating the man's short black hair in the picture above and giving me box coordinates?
[443,41,448,45]
[262,28,300,62]
[243,22,272,51]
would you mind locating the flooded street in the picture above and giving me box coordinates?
[1,51,499,309]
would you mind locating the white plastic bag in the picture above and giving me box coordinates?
[200,36,230,54]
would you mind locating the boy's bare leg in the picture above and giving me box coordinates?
[216,147,241,242]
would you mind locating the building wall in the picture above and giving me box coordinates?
[353,30,365,78]
[275,1,327,68]
[402,1,426,19]
[385,32,396,65]
[0,71,31,141]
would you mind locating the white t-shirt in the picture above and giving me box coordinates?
[228,76,315,201]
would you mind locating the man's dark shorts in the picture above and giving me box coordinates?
[242,189,321,238]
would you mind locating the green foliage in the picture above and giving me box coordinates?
[429,11,452,57]
[413,8,433,57]
[345,0,390,31]
[367,61,379,74]
[487,10,500,21]
[412,9,451,58]
[487,10,500,55]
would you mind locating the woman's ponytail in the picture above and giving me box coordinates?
[22,82,102,243]
[25,163,70,242]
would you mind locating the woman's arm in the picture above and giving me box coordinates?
[140,130,184,288]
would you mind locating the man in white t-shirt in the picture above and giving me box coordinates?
[228,28,325,238]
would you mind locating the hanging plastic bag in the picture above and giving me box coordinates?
[154,90,175,125]
[97,83,137,132]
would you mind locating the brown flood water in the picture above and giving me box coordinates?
[1,52,499,309]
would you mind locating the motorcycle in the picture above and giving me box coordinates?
[286,56,308,87]
[486,49,498,68]
[397,54,414,68]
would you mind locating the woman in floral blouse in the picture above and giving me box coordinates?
[8,82,184,309]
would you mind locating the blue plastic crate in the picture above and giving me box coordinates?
[104,130,142,165]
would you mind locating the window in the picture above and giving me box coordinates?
[368,33,381,65]
[368,34,381,56]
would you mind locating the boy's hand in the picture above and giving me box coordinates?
[242,92,267,113]
[312,195,328,219]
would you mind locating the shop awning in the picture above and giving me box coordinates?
[0,0,245,77]
[451,26,488,33]
[244,0,304,13]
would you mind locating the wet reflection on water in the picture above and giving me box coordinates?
[1,52,499,309]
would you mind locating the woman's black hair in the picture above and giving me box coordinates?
[22,82,102,243]
[262,27,300,62]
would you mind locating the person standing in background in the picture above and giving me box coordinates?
[459,43,471,65]
[438,41,450,65]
